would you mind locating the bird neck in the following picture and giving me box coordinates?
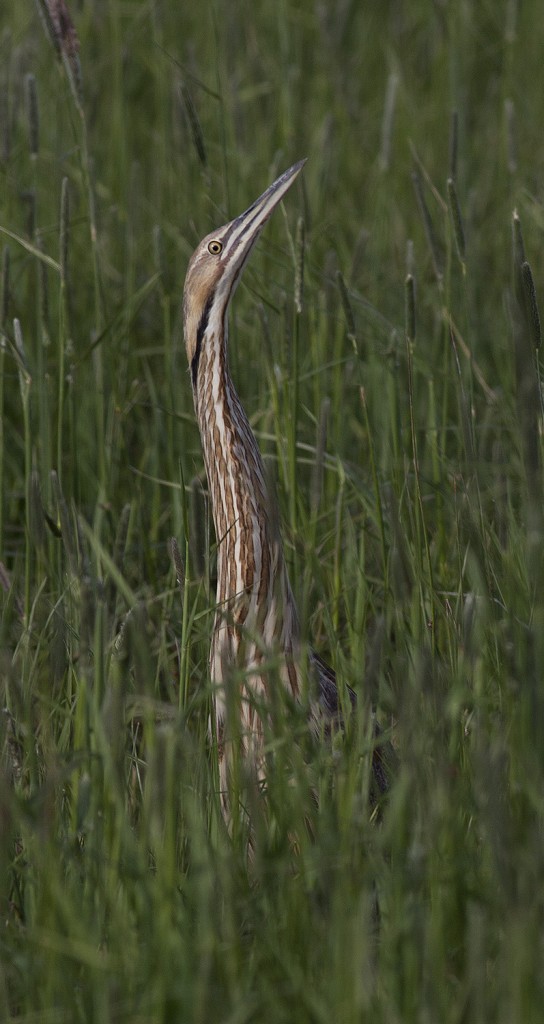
[193,324,299,651]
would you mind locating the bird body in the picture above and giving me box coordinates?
[183,162,389,813]
[193,282,300,769]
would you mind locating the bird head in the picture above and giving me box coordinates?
[183,160,306,386]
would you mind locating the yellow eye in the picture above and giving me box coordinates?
[208,240,223,255]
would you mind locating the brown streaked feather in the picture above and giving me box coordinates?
[182,161,392,822]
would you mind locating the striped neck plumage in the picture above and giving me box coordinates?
[193,311,272,585]
[190,309,299,662]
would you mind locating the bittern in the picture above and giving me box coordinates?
[183,161,389,815]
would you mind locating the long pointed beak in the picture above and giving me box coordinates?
[221,159,306,266]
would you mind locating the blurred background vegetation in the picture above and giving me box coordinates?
[1,1,544,1021]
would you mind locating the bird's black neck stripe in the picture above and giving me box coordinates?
[191,291,215,388]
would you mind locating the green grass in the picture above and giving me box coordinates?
[1,1,544,1020]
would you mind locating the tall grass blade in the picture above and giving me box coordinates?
[25,72,39,157]
[411,166,443,280]
[446,176,466,266]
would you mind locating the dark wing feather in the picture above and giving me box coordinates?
[309,648,394,798]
